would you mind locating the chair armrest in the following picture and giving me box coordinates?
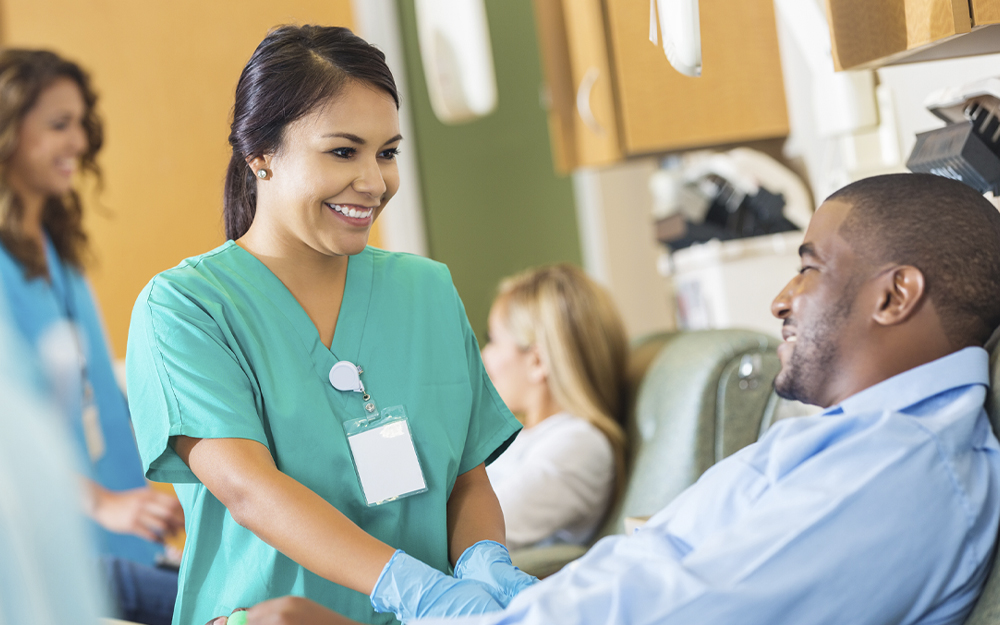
[510,544,589,579]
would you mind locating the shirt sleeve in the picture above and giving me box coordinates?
[126,278,269,484]
[449,280,521,476]
[491,421,614,549]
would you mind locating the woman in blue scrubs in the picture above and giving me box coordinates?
[0,49,183,624]
[126,25,531,625]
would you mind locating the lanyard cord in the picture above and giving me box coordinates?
[46,243,93,403]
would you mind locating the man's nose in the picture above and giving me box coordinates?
[771,277,796,319]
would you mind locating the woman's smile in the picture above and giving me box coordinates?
[327,202,376,225]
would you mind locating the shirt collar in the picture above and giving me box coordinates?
[827,346,989,416]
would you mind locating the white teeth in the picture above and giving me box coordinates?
[330,204,373,219]
[786,336,797,343]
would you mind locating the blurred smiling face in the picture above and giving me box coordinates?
[258,79,401,257]
[7,77,88,205]
[481,302,536,414]
[770,199,867,407]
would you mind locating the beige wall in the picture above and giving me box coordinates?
[1,0,360,357]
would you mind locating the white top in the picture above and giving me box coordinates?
[487,412,615,549]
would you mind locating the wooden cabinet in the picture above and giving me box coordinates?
[826,0,1000,70]
[972,0,1000,24]
[533,0,789,172]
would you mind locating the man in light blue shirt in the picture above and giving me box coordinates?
[220,173,1000,625]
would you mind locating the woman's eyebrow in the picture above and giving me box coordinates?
[321,133,404,146]
[323,132,364,143]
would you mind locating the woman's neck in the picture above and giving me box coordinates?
[237,215,349,350]
[238,216,348,286]
[523,387,563,429]
[19,193,46,248]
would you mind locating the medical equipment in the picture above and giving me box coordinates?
[650,0,702,77]
[415,0,498,123]
[650,148,811,251]
[906,77,1000,194]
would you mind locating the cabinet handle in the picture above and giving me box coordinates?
[576,67,606,136]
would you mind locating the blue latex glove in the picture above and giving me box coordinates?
[370,550,503,623]
[453,540,539,607]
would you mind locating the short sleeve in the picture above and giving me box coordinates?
[449,281,520,475]
[126,278,269,483]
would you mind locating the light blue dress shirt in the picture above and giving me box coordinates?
[425,347,1000,625]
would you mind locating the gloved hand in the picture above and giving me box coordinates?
[370,550,503,623]
[453,540,538,607]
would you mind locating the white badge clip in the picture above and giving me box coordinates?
[329,361,365,393]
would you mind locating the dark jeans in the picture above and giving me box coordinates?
[101,556,178,625]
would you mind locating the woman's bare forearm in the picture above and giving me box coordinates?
[174,436,395,594]
[446,463,506,563]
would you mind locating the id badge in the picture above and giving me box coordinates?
[343,405,428,506]
[81,384,105,463]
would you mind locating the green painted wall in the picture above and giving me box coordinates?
[395,0,582,340]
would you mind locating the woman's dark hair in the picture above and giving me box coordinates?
[0,49,103,277]
[224,25,399,240]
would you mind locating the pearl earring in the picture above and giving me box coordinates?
[256,169,268,179]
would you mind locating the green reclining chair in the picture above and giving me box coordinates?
[964,340,1000,623]
[510,328,782,577]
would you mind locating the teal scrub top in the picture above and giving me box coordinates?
[0,238,160,566]
[126,242,520,625]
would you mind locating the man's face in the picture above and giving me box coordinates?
[771,199,867,407]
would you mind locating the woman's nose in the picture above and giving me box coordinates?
[352,158,387,198]
[69,122,87,155]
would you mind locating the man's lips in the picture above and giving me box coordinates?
[781,327,797,342]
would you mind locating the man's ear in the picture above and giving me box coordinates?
[872,265,926,327]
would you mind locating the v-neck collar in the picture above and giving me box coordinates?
[222,240,375,371]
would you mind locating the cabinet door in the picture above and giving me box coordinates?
[971,0,1000,24]
[826,0,972,69]
[603,0,788,155]
[534,0,623,171]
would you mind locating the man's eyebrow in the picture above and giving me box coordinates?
[321,133,404,147]
[799,242,820,260]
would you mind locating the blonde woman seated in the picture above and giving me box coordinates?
[481,264,628,550]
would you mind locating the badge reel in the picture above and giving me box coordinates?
[329,361,427,506]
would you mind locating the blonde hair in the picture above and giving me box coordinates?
[495,264,629,496]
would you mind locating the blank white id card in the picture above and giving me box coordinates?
[344,408,427,506]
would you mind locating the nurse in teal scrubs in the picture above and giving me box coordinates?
[0,48,183,624]
[126,25,533,625]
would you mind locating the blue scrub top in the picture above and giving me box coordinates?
[0,237,159,566]
[126,242,521,625]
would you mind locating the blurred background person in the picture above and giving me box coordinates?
[0,48,183,624]
[482,264,629,549]
[0,281,105,625]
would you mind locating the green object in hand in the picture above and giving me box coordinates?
[228,609,248,625]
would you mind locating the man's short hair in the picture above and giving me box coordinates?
[830,173,1000,347]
